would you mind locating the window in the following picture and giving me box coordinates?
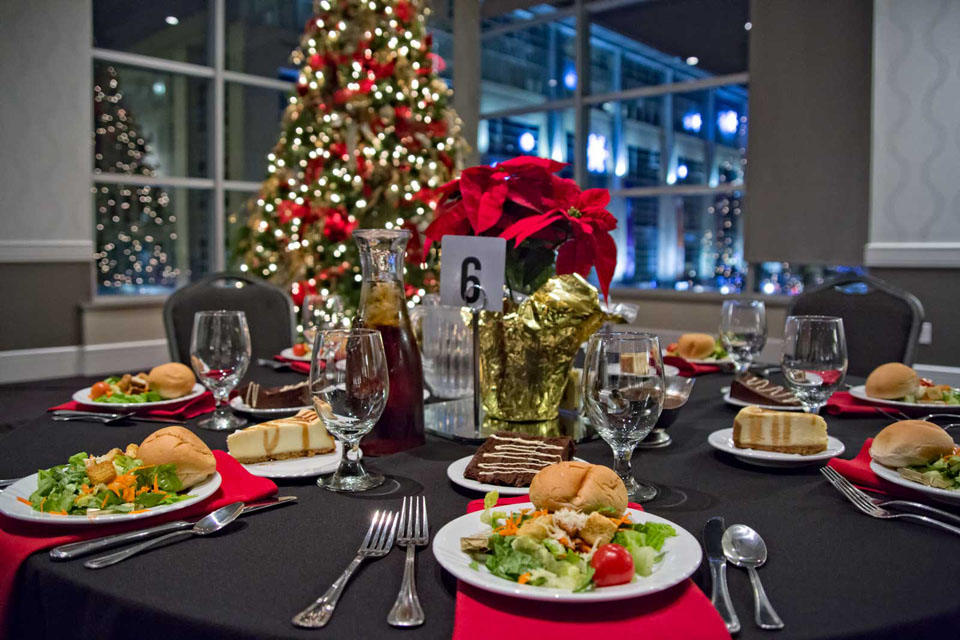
[478,1,751,293]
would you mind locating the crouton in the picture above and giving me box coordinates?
[517,515,553,540]
[579,511,617,546]
[86,459,117,485]
[125,443,139,458]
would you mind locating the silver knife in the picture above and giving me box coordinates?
[703,516,740,633]
[49,496,297,560]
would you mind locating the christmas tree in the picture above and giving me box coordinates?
[93,65,179,294]
[236,0,467,311]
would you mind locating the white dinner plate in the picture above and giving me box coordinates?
[720,388,803,412]
[229,396,311,417]
[707,427,845,467]
[280,347,311,362]
[0,472,221,526]
[432,503,702,602]
[240,441,343,479]
[71,383,206,409]
[848,385,960,411]
[869,460,960,504]
[446,456,588,496]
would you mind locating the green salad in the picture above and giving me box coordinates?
[461,492,676,592]
[22,451,193,515]
[92,376,163,403]
[899,451,960,491]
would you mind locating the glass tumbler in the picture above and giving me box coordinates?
[420,304,473,399]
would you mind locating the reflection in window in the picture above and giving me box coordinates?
[754,264,867,296]
[225,83,287,182]
[94,0,210,65]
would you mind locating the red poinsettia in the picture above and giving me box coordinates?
[424,156,618,299]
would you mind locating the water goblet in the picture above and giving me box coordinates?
[781,315,847,414]
[189,310,251,431]
[310,328,389,492]
[720,299,767,376]
[582,332,665,502]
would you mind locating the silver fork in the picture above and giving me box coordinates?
[820,466,960,526]
[292,509,398,629]
[387,496,429,627]
[820,467,960,537]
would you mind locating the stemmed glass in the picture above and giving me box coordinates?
[720,299,767,376]
[310,328,389,492]
[189,310,251,431]
[582,332,665,502]
[301,294,347,346]
[781,315,847,414]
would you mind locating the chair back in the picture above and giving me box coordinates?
[163,272,296,364]
[788,274,923,377]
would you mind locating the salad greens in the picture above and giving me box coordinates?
[92,376,163,404]
[899,452,960,491]
[902,387,960,405]
[465,491,676,591]
[25,451,192,515]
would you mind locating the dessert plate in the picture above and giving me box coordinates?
[71,383,206,409]
[0,472,221,526]
[707,427,845,467]
[721,387,803,412]
[240,441,343,479]
[433,503,702,603]
[848,385,960,411]
[446,455,588,496]
[870,460,960,505]
[229,396,311,417]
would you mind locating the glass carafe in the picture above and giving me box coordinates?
[353,228,426,455]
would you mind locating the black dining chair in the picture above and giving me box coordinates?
[162,272,296,365]
[787,274,924,377]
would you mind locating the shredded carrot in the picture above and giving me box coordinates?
[153,474,159,493]
[129,509,149,514]
[16,497,32,507]
[558,537,572,548]
[122,487,135,503]
[39,497,46,512]
[517,572,532,585]
[100,494,109,508]
[52,510,68,516]
[137,485,151,495]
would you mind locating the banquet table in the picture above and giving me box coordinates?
[1,369,958,640]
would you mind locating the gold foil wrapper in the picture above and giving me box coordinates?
[478,274,609,422]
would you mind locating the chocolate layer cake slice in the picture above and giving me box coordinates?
[730,373,800,407]
[240,381,310,409]
[463,432,575,487]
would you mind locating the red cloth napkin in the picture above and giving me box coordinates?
[0,451,276,632]
[48,391,216,420]
[274,355,311,375]
[665,355,722,378]
[453,496,730,640]
[826,438,930,499]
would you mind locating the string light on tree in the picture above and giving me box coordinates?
[236,0,467,311]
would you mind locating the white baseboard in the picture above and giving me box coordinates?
[0,239,94,263]
[864,242,960,268]
[0,339,170,383]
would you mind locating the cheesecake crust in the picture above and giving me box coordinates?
[732,434,826,455]
[234,446,335,464]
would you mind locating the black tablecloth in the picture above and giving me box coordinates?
[1,370,958,640]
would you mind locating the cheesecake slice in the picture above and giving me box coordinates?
[733,406,828,455]
[227,409,335,463]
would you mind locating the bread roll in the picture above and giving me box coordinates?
[529,461,628,516]
[676,333,716,359]
[864,363,918,400]
[147,362,196,399]
[139,426,216,488]
[870,420,955,468]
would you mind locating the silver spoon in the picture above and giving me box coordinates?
[84,502,245,569]
[721,524,785,630]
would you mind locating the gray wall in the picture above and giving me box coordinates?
[745,0,872,265]
[0,0,93,352]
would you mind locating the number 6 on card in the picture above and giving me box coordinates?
[438,236,506,312]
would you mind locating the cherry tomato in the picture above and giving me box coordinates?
[590,543,634,587]
[90,381,110,399]
[292,343,308,357]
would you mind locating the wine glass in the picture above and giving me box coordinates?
[310,328,389,492]
[301,294,347,346]
[720,299,767,376]
[189,310,251,431]
[781,315,847,414]
[582,332,665,502]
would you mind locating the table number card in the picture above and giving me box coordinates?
[439,236,506,312]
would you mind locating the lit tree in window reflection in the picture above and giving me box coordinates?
[234,0,467,311]
[93,65,179,294]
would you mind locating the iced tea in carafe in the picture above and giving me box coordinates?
[353,229,426,455]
